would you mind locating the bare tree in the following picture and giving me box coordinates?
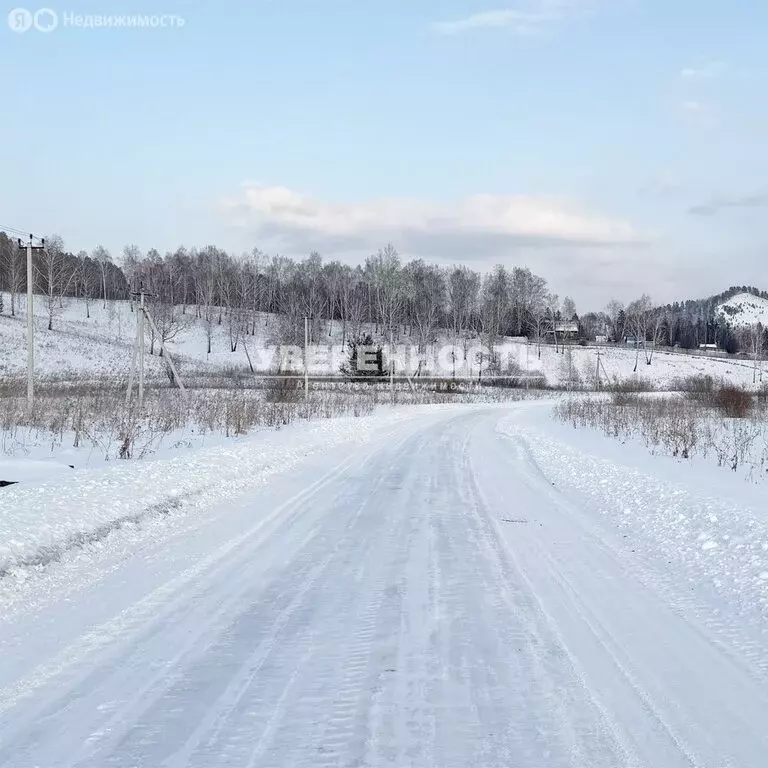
[0,233,25,316]
[323,261,345,340]
[741,323,765,384]
[301,252,325,342]
[149,300,191,356]
[76,250,98,318]
[481,265,511,350]
[406,260,446,374]
[605,299,625,342]
[40,234,76,330]
[531,290,550,358]
[342,267,367,342]
[91,245,112,308]
[448,266,480,374]
[562,296,577,322]
[626,294,657,370]
[366,244,403,340]
[546,293,561,353]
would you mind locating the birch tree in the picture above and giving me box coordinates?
[91,245,112,308]
[40,235,76,330]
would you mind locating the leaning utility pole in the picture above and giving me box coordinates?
[126,285,185,406]
[18,235,45,408]
[142,307,186,394]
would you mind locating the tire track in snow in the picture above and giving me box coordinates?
[0,452,362,764]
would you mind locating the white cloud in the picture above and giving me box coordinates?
[222,183,642,257]
[431,0,594,36]
[220,183,653,305]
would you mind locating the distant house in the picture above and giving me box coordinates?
[595,335,608,344]
[545,322,579,340]
[699,343,719,351]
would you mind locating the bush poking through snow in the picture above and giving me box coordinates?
[555,382,768,477]
[714,386,753,418]
[0,378,548,462]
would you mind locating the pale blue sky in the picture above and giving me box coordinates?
[2,0,767,305]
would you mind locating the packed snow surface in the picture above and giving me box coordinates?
[0,404,767,767]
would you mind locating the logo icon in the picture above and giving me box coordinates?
[7,7,33,32]
[33,7,57,31]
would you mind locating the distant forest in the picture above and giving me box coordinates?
[1,230,766,355]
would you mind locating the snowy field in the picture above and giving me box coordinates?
[0,402,767,767]
[518,340,764,389]
[2,293,765,389]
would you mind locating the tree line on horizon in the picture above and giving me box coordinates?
[0,230,765,360]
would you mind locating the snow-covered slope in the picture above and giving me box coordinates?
[0,295,268,379]
[515,341,764,389]
[717,292,768,328]
[1,293,765,388]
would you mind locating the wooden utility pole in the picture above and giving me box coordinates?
[304,316,309,401]
[596,349,601,391]
[390,328,395,405]
[126,285,151,409]
[138,288,146,407]
[18,236,45,408]
[525,339,530,391]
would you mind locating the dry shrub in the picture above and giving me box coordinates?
[264,377,303,404]
[713,386,753,418]
[555,388,768,474]
[611,378,655,393]
[672,374,716,400]
[0,374,547,461]
[612,391,637,407]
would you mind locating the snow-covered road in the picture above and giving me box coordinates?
[1,406,767,767]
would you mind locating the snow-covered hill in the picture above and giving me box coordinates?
[717,292,768,328]
[0,295,271,380]
[1,293,765,389]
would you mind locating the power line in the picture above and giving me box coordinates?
[0,224,45,244]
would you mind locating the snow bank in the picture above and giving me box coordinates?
[0,408,440,577]
[498,411,768,625]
